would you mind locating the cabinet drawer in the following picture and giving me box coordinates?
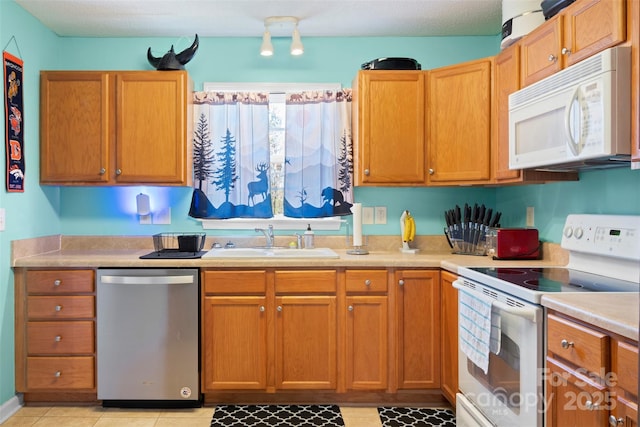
[345,270,388,293]
[27,356,95,390]
[27,321,94,355]
[275,270,337,293]
[615,340,638,395]
[27,270,95,294]
[27,296,95,319]
[203,270,267,294]
[547,314,609,375]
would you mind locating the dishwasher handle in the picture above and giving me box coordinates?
[453,279,540,323]
[100,275,195,285]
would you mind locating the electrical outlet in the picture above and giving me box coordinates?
[362,207,374,225]
[526,206,535,227]
[374,206,387,224]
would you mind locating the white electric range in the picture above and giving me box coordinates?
[454,214,640,427]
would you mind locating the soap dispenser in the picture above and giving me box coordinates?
[304,224,315,249]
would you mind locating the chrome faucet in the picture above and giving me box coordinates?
[255,225,275,248]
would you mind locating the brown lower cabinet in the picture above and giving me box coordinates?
[440,271,458,405]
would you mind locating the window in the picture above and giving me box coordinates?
[196,83,347,230]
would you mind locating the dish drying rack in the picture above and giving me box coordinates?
[152,232,207,254]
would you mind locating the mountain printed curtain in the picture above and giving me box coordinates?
[283,89,353,218]
[189,91,272,219]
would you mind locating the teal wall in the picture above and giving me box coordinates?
[1,0,639,410]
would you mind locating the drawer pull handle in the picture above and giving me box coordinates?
[54,371,61,377]
[54,305,63,312]
[398,279,405,286]
[561,47,571,56]
[585,400,598,411]
[54,335,62,342]
[561,339,574,349]
[348,305,354,312]
[548,54,557,62]
[364,279,371,286]
[259,306,265,312]
[277,306,282,312]
[53,279,61,286]
[609,415,624,426]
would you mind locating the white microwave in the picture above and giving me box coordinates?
[509,46,631,171]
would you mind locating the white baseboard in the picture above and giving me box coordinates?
[0,394,23,424]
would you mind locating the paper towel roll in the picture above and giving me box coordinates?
[351,203,363,246]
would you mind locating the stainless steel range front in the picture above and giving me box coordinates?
[454,214,640,427]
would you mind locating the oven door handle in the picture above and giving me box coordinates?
[453,280,540,323]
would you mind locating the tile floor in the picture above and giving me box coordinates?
[1,405,385,427]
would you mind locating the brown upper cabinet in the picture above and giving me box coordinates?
[352,71,427,186]
[631,0,640,163]
[520,0,626,87]
[40,70,193,186]
[427,57,492,185]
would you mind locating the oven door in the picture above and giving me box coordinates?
[454,279,544,427]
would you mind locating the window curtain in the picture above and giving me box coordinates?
[283,89,353,218]
[189,91,272,219]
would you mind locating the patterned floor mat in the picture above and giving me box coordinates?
[211,404,345,427]
[378,407,456,427]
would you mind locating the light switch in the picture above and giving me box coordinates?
[374,206,387,224]
[362,207,374,225]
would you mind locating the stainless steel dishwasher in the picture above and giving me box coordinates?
[97,268,200,407]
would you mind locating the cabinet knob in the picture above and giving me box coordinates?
[548,54,557,62]
[54,335,62,342]
[398,279,405,286]
[364,169,370,176]
[99,168,106,175]
[561,339,574,349]
[364,279,371,286]
[277,306,282,312]
[428,168,434,175]
[348,305,354,312]
[609,415,624,426]
[585,400,598,411]
[561,47,571,56]
[259,306,265,312]
[53,279,61,287]
[54,305,63,312]
[54,371,62,377]
[115,169,122,175]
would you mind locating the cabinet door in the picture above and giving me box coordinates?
[563,0,626,67]
[353,71,426,185]
[395,269,440,389]
[427,58,492,184]
[275,296,337,389]
[546,357,610,427]
[440,271,458,405]
[345,296,388,390]
[115,71,191,185]
[521,16,564,86]
[40,71,111,183]
[202,296,268,390]
[611,396,638,427]
[493,43,522,182]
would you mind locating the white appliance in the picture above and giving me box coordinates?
[97,268,200,407]
[501,0,544,50]
[509,46,631,171]
[455,214,640,427]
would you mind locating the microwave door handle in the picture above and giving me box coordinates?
[564,86,586,156]
[452,280,539,324]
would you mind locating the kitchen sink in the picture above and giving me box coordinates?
[202,247,340,259]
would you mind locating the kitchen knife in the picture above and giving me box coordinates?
[470,204,478,250]
[474,204,486,249]
[490,211,501,228]
[463,204,470,250]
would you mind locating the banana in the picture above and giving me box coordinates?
[403,213,416,242]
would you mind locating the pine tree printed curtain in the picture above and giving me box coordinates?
[284,89,353,218]
[189,91,272,219]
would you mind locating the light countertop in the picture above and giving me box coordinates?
[542,293,639,341]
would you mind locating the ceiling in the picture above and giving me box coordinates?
[15,0,503,38]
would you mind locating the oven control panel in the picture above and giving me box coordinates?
[562,214,640,260]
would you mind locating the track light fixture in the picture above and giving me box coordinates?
[260,16,304,56]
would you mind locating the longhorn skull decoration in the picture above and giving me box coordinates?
[147,34,199,70]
